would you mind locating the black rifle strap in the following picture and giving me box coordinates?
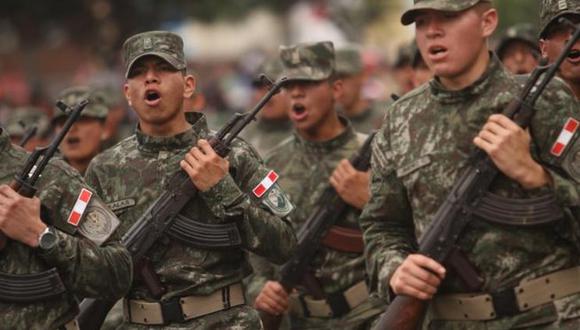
[166,214,242,249]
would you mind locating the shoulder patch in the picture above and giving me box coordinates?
[551,118,578,157]
[67,188,93,226]
[78,198,120,245]
[253,170,279,198]
[261,182,294,217]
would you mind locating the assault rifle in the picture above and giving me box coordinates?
[0,99,89,302]
[376,18,580,330]
[260,131,376,330]
[76,75,287,330]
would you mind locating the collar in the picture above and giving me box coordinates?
[429,53,505,105]
[293,116,356,153]
[136,112,209,154]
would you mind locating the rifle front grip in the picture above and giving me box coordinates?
[376,295,427,330]
[259,310,283,330]
[209,138,231,158]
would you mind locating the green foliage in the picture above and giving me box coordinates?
[495,0,541,31]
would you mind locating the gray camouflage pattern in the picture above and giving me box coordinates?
[360,55,580,328]
[0,128,132,330]
[85,112,296,328]
[401,0,491,25]
[540,0,580,37]
[335,46,364,76]
[279,41,335,82]
[4,107,50,137]
[52,86,110,122]
[122,30,186,78]
[248,119,385,328]
[340,101,388,134]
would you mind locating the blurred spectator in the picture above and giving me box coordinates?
[496,23,540,74]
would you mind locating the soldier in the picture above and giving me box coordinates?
[539,0,580,99]
[4,106,51,151]
[335,46,385,133]
[496,23,540,75]
[240,58,293,156]
[391,41,416,95]
[252,41,385,329]
[52,86,109,175]
[84,31,296,329]
[0,124,131,328]
[411,44,433,87]
[361,0,580,328]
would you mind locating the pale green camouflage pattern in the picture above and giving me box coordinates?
[497,23,540,60]
[4,107,50,137]
[85,112,296,328]
[361,55,580,328]
[239,118,293,156]
[0,129,131,330]
[253,58,286,84]
[540,0,580,37]
[248,119,385,328]
[279,41,335,82]
[335,46,363,76]
[122,30,186,78]
[401,0,491,25]
[52,86,110,122]
[339,100,389,134]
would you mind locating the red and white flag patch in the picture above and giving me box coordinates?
[253,171,279,198]
[550,118,579,157]
[67,188,93,226]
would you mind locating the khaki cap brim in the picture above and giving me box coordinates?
[401,0,485,26]
[125,51,186,78]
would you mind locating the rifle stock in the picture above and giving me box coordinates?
[375,18,579,330]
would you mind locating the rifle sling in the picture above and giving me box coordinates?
[472,193,564,226]
[321,226,364,253]
[0,267,66,303]
[166,214,242,249]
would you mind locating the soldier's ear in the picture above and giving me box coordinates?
[480,7,498,38]
[539,39,548,58]
[123,83,132,107]
[183,75,196,99]
[331,78,344,100]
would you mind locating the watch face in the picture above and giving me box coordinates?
[40,229,58,249]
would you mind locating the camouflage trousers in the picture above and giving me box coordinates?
[117,304,262,330]
[289,299,384,330]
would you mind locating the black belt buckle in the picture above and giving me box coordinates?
[160,296,185,324]
[491,287,520,318]
[326,290,351,318]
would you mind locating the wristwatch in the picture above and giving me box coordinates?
[38,226,58,250]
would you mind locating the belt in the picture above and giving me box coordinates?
[431,266,580,321]
[124,283,245,325]
[289,281,369,318]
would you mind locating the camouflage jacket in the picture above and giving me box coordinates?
[342,100,388,134]
[361,55,580,327]
[0,129,132,330]
[85,112,296,302]
[250,118,384,317]
[240,117,293,157]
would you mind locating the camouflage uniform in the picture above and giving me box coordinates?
[249,41,385,330]
[361,4,580,326]
[85,31,296,329]
[539,0,580,38]
[0,128,132,329]
[240,58,293,156]
[335,46,385,133]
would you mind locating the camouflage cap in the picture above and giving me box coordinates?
[279,41,335,82]
[540,0,580,38]
[5,107,50,137]
[122,30,186,78]
[252,58,285,86]
[496,23,540,59]
[335,46,363,76]
[52,86,109,123]
[401,0,492,26]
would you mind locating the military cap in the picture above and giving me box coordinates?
[279,41,335,82]
[393,41,416,68]
[5,107,50,137]
[122,30,186,78]
[540,0,580,38]
[252,58,285,86]
[52,86,109,123]
[335,46,364,76]
[496,24,540,59]
[401,0,492,26]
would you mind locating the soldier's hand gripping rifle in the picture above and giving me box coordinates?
[76,75,287,330]
[259,132,376,330]
[376,18,580,330]
[0,99,89,302]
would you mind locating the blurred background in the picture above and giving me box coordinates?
[0,0,541,130]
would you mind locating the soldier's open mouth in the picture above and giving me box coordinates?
[569,49,580,60]
[146,91,160,101]
[293,104,306,114]
[66,136,81,145]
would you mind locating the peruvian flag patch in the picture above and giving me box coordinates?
[252,171,279,198]
[550,118,579,157]
[67,188,93,226]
